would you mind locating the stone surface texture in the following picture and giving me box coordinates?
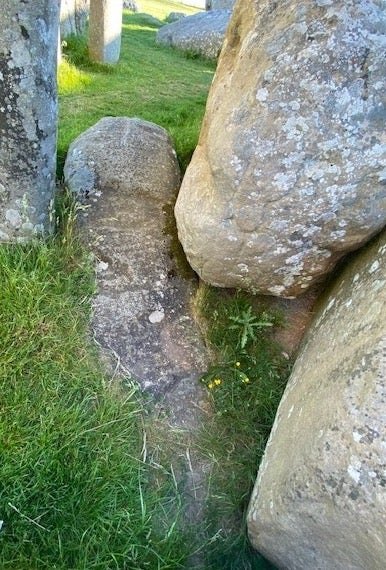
[166,12,186,24]
[156,10,232,59]
[175,0,386,297]
[208,0,235,9]
[60,0,89,37]
[247,229,386,570]
[0,0,59,242]
[64,117,209,428]
[88,0,122,64]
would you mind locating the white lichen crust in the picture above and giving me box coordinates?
[0,1,59,241]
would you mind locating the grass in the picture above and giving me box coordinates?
[58,1,215,176]
[0,198,189,569]
[196,287,290,570]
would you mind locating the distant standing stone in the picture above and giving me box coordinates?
[156,10,231,59]
[60,0,89,38]
[89,0,122,64]
[0,0,59,242]
[207,0,235,9]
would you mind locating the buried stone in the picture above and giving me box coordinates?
[64,117,209,428]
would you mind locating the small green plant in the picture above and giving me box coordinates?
[229,306,273,350]
[197,287,289,569]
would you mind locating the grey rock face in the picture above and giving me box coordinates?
[0,0,59,242]
[88,0,122,64]
[156,10,232,59]
[166,12,186,24]
[247,229,386,570]
[123,0,139,12]
[175,0,386,297]
[64,117,209,427]
[208,0,235,9]
[60,0,89,38]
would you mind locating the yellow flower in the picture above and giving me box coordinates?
[235,361,241,367]
[214,378,222,386]
[243,377,250,383]
[208,382,214,389]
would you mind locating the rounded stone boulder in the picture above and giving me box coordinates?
[247,228,386,569]
[175,0,386,297]
[156,10,232,59]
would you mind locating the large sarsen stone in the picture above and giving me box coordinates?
[175,0,386,297]
[156,10,231,59]
[247,229,386,569]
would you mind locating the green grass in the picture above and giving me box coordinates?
[0,198,189,569]
[196,287,289,570]
[58,2,215,176]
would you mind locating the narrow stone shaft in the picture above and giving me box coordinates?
[88,0,122,64]
[0,1,59,242]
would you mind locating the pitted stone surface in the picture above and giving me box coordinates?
[175,0,386,297]
[247,229,386,570]
[64,117,209,428]
[156,10,232,59]
[0,0,59,242]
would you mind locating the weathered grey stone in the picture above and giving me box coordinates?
[166,12,186,24]
[175,0,386,297]
[207,0,235,9]
[60,0,89,38]
[0,1,59,242]
[123,0,139,12]
[64,117,209,427]
[247,229,386,570]
[156,10,232,59]
[88,0,122,64]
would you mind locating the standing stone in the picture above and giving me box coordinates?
[88,0,122,64]
[175,0,386,297]
[247,229,386,569]
[0,1,59,242]
[208,0,235,9]
[60,0,90,38]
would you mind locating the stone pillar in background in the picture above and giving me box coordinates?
[88,0,122,64]
[60,0,90,38]
[207,0,235,8]
[0,1,59,242]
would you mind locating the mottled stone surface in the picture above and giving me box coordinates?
[156,10,232,59]
[208,0,235,9]
[88,0,122,64]
[60,0,89,38]
[175,0,386,297]
[166,12,186,24]
[247,229,386,570]
[0,1,59,242]
[123,0,139,11]
[64,117,209,428]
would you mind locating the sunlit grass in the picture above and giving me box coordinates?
[58,2,214,176]
[57,58,91,93]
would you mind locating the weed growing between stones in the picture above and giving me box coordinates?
[197,287,290,569]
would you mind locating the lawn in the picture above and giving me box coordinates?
[58,1,216,175]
